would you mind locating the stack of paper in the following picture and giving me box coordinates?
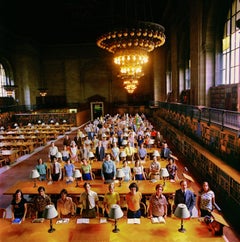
[151,216,166,224]
[77,218,90,224]
[56,218,70,224]
[127,218,141,224]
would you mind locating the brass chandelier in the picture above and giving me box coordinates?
[97,21,166,93]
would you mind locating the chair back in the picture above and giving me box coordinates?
[0,208,6,218]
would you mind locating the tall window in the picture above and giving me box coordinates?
[0,64,7,97]
[222,0,240,84]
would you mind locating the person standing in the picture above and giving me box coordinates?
[126,182,142,218]
[49,142,58,161]
[35,158,47,181]
[49,156,62,181]
[64,159,75,183]
[57,189,75,218]
[11,189,27,222]
[197,181,215,217]
[174,180,195,216]
[101,154,116,181]
[33,186,51,218]
[149,184,168,219]
[79,182,99,218]
[103,183,120,217]
[95,140,105,161]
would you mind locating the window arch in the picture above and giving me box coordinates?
[0,60,15,98]
[222,0,240,84]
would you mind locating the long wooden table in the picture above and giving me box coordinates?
[3,179,181,196]
[0,217,224,242]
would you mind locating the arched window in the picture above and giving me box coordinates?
[0,62,15,98]
[222,0,240,84]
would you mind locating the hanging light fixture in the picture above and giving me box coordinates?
[38,87,48,97]
[123,79,139,94]
[97,21,165,93]
[3,85,17,97]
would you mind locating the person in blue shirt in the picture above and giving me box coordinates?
[101,154,116,182]
[64,158,75,184]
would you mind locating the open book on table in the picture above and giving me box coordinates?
[56,218,70,224]
[77,218,90,224]
[127,218,141,224]
[151,216,166,224]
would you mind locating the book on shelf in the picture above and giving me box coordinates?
[76,218,90,224]
[32,218,44,223]
[127,218,141,224]
[151,216,166,224]
[56,218,70,224]
[12,218,22,224]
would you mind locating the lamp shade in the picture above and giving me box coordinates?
[30,169,40,179]
[160,168,169,178]
[149,139,155,145]
[88,151,95,158]
[74,169,82,178]
[56,152,62,159]
[120,151,127,157]
[109,204,123,220]
[174,203,190,219]
[116,169,125,178]
[152,150,160,157]
[43,204,58,219]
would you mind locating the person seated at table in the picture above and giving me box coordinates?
[81,158,93,180]
[48,141,59,160]
[122,159,132,181]
[126,182,142,218]
[11,189,27,222]
[149,184,168,219]
[35,158,47,181]
[79,182,99,218]
[103,183,120,217]
[149,156,161,180]
[137,143,147,161]
[155,131,163,148]
[133,160,146,180]
[57,189,75,218]
[101,154,116,182]
[49,156,62,181]
[64,158,75,184]
[61,145,70,162]
[166,157,178,181]
[136,134,144,147]
[144,134,151,148]
[95,140,105,161]
[33,186,51,218]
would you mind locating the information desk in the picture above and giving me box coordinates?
[3,179,181,196]
[0,217,224,242]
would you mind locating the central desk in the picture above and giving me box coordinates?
[0,217,224,242]
[3,179,181,196]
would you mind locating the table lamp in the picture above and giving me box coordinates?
[120,151,127,159]
[43,204,58,233]
[88,151,95,162]
[121,140,128,146]
[56,152,62,160]
[109,204,123,233]
[174,203,190,233]
[152,150,160,157]
[30,169,40,187]
[160,168,169,186]
[74,169,82,187]
[116,168,125,187]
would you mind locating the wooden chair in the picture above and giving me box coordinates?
[0,208,7,218]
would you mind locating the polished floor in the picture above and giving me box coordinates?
[0,127,239,242]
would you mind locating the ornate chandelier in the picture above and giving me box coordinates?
[97,21,166,93]
[123,79,139,94]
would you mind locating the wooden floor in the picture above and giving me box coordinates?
[0,126,239,242]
